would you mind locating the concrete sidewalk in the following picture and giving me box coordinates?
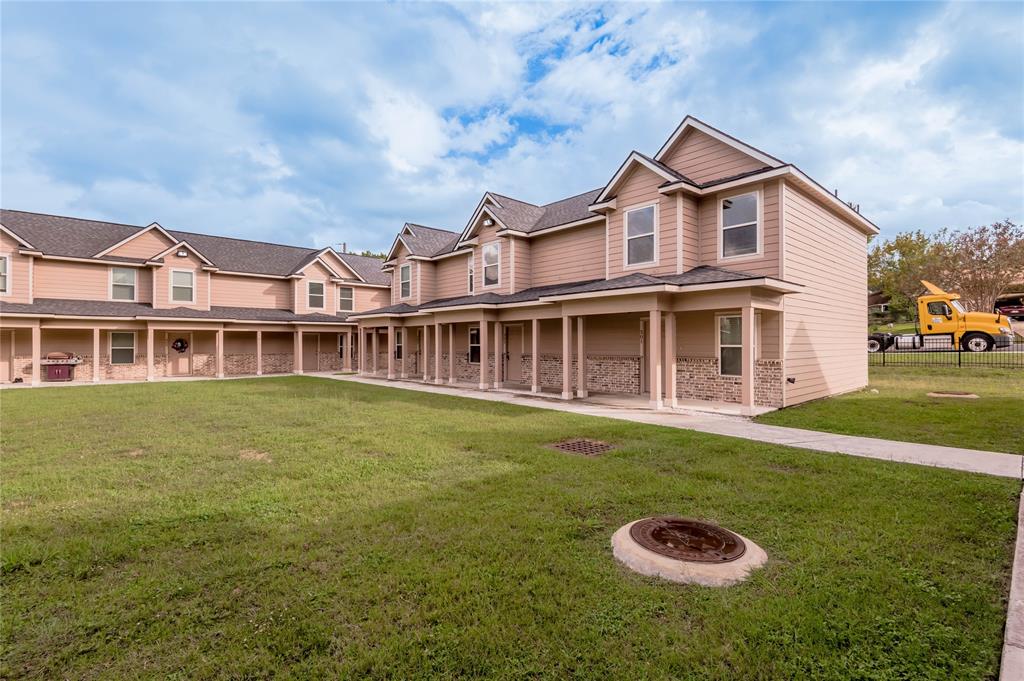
[327,373,1023,479]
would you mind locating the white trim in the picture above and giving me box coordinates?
[169,268,196,304]
[31,254,150,267]
[0,254,9,296]
[307,280,326,309]
[457,193,507,245]
[778,179,787,280]
[432,248,473,261]
[495,214,604,238]
[604,216,610,280]
[94,222,177,258]
[715,313,743,377]
[108,266,137,302]
[622,202,659,270]
[509,238,516,291]
[481,240,501,288]
[0,224,36,250]
[338,285,355,312]
[109,330,137,365]
[593,151,696,205]
[675,193,684,274]
[538,277,802,303]
[717,186,763,262]
[399,263,412,299]
[654,116,783,167]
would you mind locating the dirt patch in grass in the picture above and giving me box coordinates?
[123,448,146,458]
[239,449,273,463]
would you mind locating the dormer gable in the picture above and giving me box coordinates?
[654,116,782,185]
[592,151,700,205]
[457,193,513,245]
[290,249,348,282]
[148,240,217,269]
[95,221,178,259]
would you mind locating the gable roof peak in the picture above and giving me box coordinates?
[654,115,784,167]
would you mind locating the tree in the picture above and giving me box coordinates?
[936,220,1024,312]
[357,250,388,259]
[868,230,940,318]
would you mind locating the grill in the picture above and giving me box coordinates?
[550,438,615,456]
[39,352,82,382]
[629,517,746,563]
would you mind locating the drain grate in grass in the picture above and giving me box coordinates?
[927,391,979,399]
[548,438,615,457]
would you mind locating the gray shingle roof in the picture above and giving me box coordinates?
[354,266,777,317]
[0,298,354,323]
[483,189,603,235]
[0,209,388,283]
[401,224,461,257]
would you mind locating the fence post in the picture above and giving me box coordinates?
[958,343,962,368]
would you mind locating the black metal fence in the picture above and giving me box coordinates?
[869,335,1024,368]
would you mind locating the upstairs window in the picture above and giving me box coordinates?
[721,191,759,258]
[625,205,656,266]
[468,261,475,293]
[110,267,136,301]
[0,255,8,294]
[400,263,411,299]
[482,242,500,286]
[110,332,136,365]
[171,270,195,303]
[338,286,354,312]
[308,281,325,308]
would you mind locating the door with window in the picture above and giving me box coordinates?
[504,324,523,383]
[923,299,958,337]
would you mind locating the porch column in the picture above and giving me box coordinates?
[256,330,264,375]
[294,330,304,374]
[146,325,155,381]
[479,320,489,390]
[448,323,456,384]
[387,325,396,379]
[531,318,540,393]
[30,323,40,386]
[649,309,663,408]
[357,329,365,375]
[215,328,224,379]
[371,328,379,375]
[342,331,351,372]
[493,321,504,388]
[576,316,587,398]
[561,315,572,400]
[422,325,431,383]
[92,327,101,383]
[741,305,755,412]
[434,322,443,385]
[664,312,677,408]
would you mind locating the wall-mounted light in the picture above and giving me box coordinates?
[176,249,188,257]
[482,218,493,227]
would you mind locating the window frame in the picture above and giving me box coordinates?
[307,280,325,309]
[715,312,762,377]
[468,326,481,364]
[399,263,412,299]
[717,187,763,261]
[338,286,354,312]
[169,269,195,304]
[481,241,501,288]
[109,331,136,365]
[467,259,475,294]
[109,266,137,302]
[394,329,403,360]
[622,202,659,269]
[0,254,9,296]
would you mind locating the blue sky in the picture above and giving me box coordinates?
[2,2,1022,253]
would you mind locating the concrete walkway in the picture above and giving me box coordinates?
[327,373,1023,479]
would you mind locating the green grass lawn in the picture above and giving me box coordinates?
[2,378,1019,679]
[758,367,1024,454]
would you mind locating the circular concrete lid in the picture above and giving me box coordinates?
[612,518,767,586]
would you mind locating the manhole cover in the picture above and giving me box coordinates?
[550,438,614,456]
[629,517,746,563]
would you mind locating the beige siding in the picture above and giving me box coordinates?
[782,181,868,405]
[418,260,436,304]
[606,166,678,279]
[472,221,510,295]
[697,179,781,278]
[391,244,418,305]
[681,194,700,270]
[434,254,470,300]
[660,129,767,184]
[531,222,606,287]
[510,237,532,292]
[211,274,291,309]
[294,260,336,314]
[105,228,176,259]
[35,259,152,303]
[1,233,34,304]
[152,251,210,310]
[355,286,389,311]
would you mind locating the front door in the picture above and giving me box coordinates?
[505,324,523,383]
[303,333,320,372]
[166,333,192,376]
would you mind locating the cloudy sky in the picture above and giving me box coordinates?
[2,2,1022,253]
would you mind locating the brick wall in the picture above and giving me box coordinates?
[520,354,642,393]
[675,357,783,407]
[754,359,783,408]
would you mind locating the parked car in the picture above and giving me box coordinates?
[995,295,1024,321]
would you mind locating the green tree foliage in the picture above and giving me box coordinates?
[868,230,939,318]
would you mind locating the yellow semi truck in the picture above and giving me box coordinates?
[868,281,1015,353]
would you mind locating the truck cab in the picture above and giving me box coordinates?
[917,281,1014,351]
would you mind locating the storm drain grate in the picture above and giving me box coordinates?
[549,438,615,456]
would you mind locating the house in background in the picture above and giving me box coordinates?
[353,116,878,413]
[0,211,388,384]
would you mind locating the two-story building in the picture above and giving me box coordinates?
[0,211,389,384]
[353,116,877,413]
